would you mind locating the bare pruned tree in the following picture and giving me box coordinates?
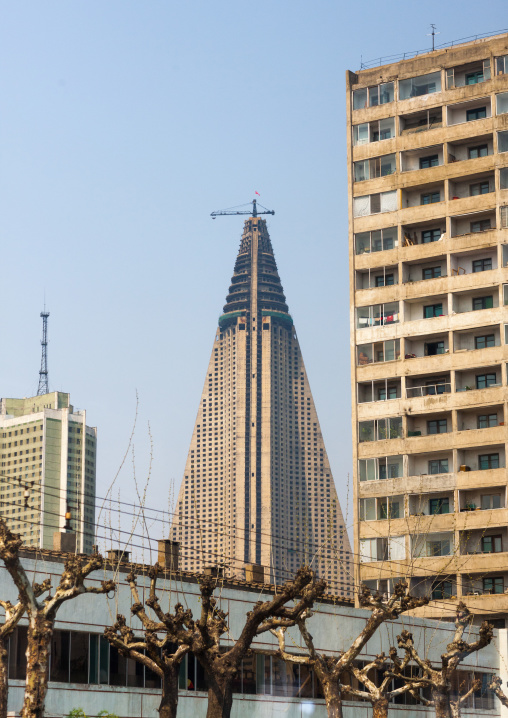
[194,565,325,718]
[0,518,116,718]
[106,564,325,718]
[488,676,508,709]
[346,650,427,718]
[0,579,50,718]
[105,566,191,718]
[393,601,493,718]
[271,580,429,718]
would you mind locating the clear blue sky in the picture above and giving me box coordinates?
[1,1,506,554]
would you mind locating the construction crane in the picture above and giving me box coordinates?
[211,199,275,219]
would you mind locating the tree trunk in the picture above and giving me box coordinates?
[21,614,53,718]
[0,641,8,718]
[432,687,453,718]
[372,696,389,718]
[320,679,343,718]
[205,675,233,718]
[158,666,180,718]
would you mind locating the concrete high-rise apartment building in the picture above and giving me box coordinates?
[0,391,97,554]
[347,33,508,622]
[171,212,352,595]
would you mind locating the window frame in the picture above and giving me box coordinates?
[475,373,497,389]
[424,303,444,319]
[478,453,500,470]
[419,154,439,169]
[427,419,447,434]
[428,459,449,475]
[468,144,488,159]
[481,534,502,553]
[421,191,441,205]
[472,295,493,311]
[466,106,487,122]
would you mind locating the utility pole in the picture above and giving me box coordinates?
[37,309,50,396]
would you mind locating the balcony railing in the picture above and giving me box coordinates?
[406,383,451,398]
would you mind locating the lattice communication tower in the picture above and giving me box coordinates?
[37,310,50,396]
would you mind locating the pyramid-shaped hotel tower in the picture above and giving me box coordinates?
[171,211,352,596]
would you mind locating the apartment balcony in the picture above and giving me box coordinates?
[456,444,506,473]
[405,372,451,399]
[447,132,494,164]
[460,526,508,555]
[358,472,456,500]
[399,106,443,138]
[450,209,496,238]
[400,144,444,173]
[458,404,504,430]
[445,59,491,90]
[455,365,502,393]
[457,467,507,490]
[404,332,449,360]
[447,96,492,126]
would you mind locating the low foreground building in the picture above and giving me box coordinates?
[1,545,506,717]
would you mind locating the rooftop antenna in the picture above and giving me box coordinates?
[427,24,440,52]
[37,308,50,396]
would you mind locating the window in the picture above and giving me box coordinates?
[497,92,508,115]
[497,55,508,75]
[429,497,449,514]
[425,341,445,356]
[354,154,396,181]
[428,459,448,474]
[466,106,487,121]
[421,191,440,205]
[470,181,490,196]
[359,456,403,482]
[431,580,452,600]
[468,144,488,159]
[378,386,397,401]
[470,219,491,232]
[353,191,397,217]
[483,576,504,594]
[428,419,447,434]
[422,228,442,243]
[499,131,508,153]
[352,118,395,145]
[427,539,451,557]
[369,82,394,106]
[357,339,399,365]
[500,168,508,190]
[419,154,439,169]
[472,258,492,272]
[481,534,502,553]
[355,227,397,254]
[466,70,485,85]
[473,296,493,311]
[352,88,367,110]
[476,373,497,389]
[475,334,495,349]
[479,453,500,470]
[481,493,501,509]
[424,303,443,318]
[375,274,394,287]
[356,302,399,327]
[378,497,400,520]
[478,413,498,428]
[422,266,441,280]
[399,72,441,100]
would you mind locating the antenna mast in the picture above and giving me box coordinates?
[37,309,50,396]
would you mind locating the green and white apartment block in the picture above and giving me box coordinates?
[0,392,96,553]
